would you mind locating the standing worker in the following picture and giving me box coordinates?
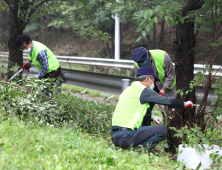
[132,47,176,125]
[111,67,193,150]
[132,47,176,98]
[15,34,61,95]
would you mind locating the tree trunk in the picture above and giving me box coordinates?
[105,41,110,58]
[158,20,165,49]
[1,10,8,32]
[120,23,124,44]
[48,26,51,31]
[77,35,82,52]
[41,16,44,44]
[8,6,23,79]
[0,10,8,46]
[60,27,64,34]
[146,33,151,49]
[102,25,110,58]
[153,23,156,49]
[111,23,114,52]
[35,35,38,41]
[168,0,204,153]
[168,18,197,153]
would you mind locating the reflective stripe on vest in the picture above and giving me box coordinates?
[28,41,60,74]
[135,62,140,69]
[112,81,150,130]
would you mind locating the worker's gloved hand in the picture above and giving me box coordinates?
[159,89,165,96]
[159,92,164,96]
[151,115,163,124]
[184,101,193,109]
[157,89,165,105]
[22,63,30,72]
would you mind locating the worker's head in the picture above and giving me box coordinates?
[136,67,159,89]
[132,47,151,68]
[15,35,32,53]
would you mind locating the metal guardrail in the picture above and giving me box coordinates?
[1,61,219,107]
[1,61,222,116]
[0,53,221,111]
[60,68,135,94]
[1,52,222,77]
[0,52,134,75]
[0,61,134,94]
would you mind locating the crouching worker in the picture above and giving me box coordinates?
[15,35,61,96]
[111,67,193,150]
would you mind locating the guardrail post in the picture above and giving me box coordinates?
[94,66,97,73]
[126,69,130,76]
[68,63,71,69]
[122,79,130,91]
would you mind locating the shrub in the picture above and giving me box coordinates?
[0,75,114,134]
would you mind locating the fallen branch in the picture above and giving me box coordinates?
[169,155,177,160]
[0,81,21,88]
[209,139,222,142]
[204,118,211,137]
[0,80,95,119]
[205,110,222,131]
[210,161,222,168]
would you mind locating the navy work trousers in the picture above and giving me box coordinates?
[43,67,62,95]
[111,125,167,150]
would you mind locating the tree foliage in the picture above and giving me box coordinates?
[47,0,112,42]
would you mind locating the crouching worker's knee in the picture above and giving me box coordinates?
[161,125,168,138]
[156,125,167,140]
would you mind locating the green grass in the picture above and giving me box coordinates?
[0,118,182,170]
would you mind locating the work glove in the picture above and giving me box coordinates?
[157,89,165,105]
[159,89,165,96]
[151,115,163,124]
[184,101,193,109]
[22,63,31,72]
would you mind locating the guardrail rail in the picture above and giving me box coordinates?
[0,52,221,111]
[1,52,222,77]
